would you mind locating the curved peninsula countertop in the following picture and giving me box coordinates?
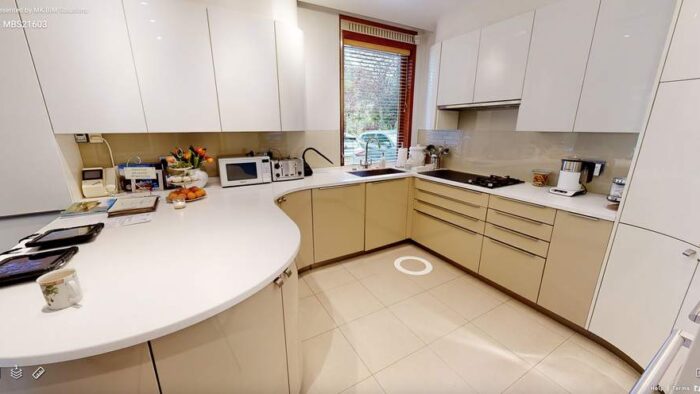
[0,167,617,367]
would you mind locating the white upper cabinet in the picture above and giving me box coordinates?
[436,30,480,106]
[590,224,698,366]
[208,8,281,132]
[621,80,700,246]
[0,2,71,215]
[516,0,599,132]
[473,12,534,103]
[124,0,220,132]
[19,0,146,134]
[662,0,700,82]
[573,0,675,133]
[275,22,306,131]
[423,43,442,128]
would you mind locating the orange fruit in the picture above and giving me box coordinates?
[187,192,196,200]
[195,189,205,198]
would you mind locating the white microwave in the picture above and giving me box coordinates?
[218,156,272,187]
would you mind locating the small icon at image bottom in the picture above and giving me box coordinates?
[10,365,22,380]
[32,367,45,380]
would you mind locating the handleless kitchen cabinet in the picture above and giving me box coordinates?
[365,179,409,251]
[436,30,480,106]
[312,184,365,263]
[662,0,700,82]
[208,8,281,132]
[412,211,483,273]
[0,1,72,216]
[590,224,698,366]
[538,212,613,327]
[573,0,675,133]
[473,11,534,103]
[18,0,146,133]
[424,43,459,129]
[123,0,220,132]
[278,190,314,270]
[282,264,301,394]
[621,80,700,246]
[516,0,599,132]
[479,237,545,302]
[276,22,306,131]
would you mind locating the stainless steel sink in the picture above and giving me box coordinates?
[348,168,406,177]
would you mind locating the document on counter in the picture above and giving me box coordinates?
[106,213,153,228]
[107,196,159,217]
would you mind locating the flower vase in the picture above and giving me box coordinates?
[189,168,209,188]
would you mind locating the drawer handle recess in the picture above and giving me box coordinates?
[418,180,483,195]
[416,201,479,222]
[318,184,357,190]
[496,196,546,209]
[488,237,538,259]
[567,212,600,221]
[492,209,543,226]
[414,210,479,236]
[416,189,482,208]
[491,224,541,242]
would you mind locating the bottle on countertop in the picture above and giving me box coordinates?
[378,152,386,168]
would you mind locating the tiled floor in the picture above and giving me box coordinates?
[299,244,640,394]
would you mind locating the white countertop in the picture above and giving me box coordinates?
[0,167,617,367]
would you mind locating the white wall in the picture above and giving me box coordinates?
[0,212,59,251]
[192,0,297,24]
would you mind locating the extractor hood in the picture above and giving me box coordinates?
[438,99,521,110]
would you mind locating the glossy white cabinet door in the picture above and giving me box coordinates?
[423,43,442,129]
[590,224,698,366]
[208,8,280,132]
[0,2,71,216]
[436,30,480,106]
[516,0,599,132]
[19,0,146,134]
[574,0,675,133]
[621,80,700,246]
[124,0,220,132]
[474,12,534,103]
[276,22,306,131]
[662,0,700,82]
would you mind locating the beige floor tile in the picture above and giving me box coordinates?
[473,303,568,365]
[341,377,385,394]
[504,369,569,394]
[343,246,408,279]
[507,299,574,339]
[302,329,371,394]
[402,250,465,291]
[460,273,510,302]
[430,324,530,393]
[304,264,357,294]
[360,271,424,306]
[300,296,336,340]
[299,277,314,299]
[374,347,476,394]
[317,282,384,325]
[389,292,466,343]
[340,309,424,373]
[568,333,640,380]
[429,277,507,320]
[536,340,637,393]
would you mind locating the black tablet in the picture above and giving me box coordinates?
[25,223,104,249]
[0,247,79,286]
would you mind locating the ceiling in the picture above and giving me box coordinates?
[299,0,469,31]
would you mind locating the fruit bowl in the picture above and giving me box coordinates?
[166,186,207,203]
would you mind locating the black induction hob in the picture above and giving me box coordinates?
[420,169,524,189]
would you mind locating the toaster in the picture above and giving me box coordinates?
[271,158,304,182]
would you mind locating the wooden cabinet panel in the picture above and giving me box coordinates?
[151,280,289,393]
[436,31,480,106]
[662,0,700,82]
[365,179,409,250]
[621,80,700,247]
[516,0,599,132]
[538,212,612,327]
[414,190,487,221]
[312,184,365,262]
[590,224,698,366]
[474,12,534,102]
[412,211,483,272]
[282,264,301,394]
[19,0,146,133]
[414,201,485,235]
[414,179,489,207]
[124,0,220,132]
[484,223,549,258]
[278,190,314,270]
[276,22,306,131]
[0,344,158,393]
[479,237,545,302]
[488,196,556,225]
[486,208,553,241]
[573,0,675,133]
[208,7,281,132]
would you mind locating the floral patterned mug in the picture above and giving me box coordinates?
[36,268,83,310]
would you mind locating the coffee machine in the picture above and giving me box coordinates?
[549,158,605,197]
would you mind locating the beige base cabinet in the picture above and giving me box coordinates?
[365,178,410,250]
[282,264,301,394]
[150,267,298,393]
[312,184,366,262]
[479,237,545,302]
[278,191,314,269]
[537,212,613,327]
[0,344,158,393]
[412,211,483,272]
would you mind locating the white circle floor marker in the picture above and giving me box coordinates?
[394,256,433,276]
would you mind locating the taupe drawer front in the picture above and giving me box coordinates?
[479,237,545,302]
[412,211,483,272]
[486,209,554,241]
[488,195,556,225]
[484,223,549,258]
[415,189,487,220]
[414,200,485,234]
[415,178,489,207]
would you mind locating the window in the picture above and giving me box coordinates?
[340,17,417,166]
